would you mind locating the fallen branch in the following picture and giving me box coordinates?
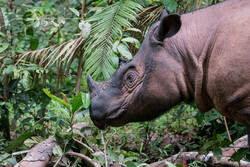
[14,136,56,167]
[151,135,249,167]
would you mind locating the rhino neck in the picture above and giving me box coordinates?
[168,6,227,111]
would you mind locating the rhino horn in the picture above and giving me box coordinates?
[87,74,97,92]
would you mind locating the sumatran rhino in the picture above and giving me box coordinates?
[87,0,250,148]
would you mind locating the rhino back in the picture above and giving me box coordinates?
[170,0,250,126]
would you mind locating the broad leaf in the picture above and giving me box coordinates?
[230,148,248,162]
[4,132,36,153]
[117,43,132,60]
[72,93,83,113]
[69,8,79,17]
[30,37,39,50]
[83,93,91,108]
[160,0,177,12]
[213,147,222,161]
[0,43,9,53]
[43,89,70,110]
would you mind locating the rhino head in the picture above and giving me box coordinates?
[87,11,185,130]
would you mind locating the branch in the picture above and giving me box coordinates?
[75,0,86,95]
[0,8,7,41]
[73,137,94,153]
[101,131,108,167]
[65,152,100,167]
[81,0,87,20]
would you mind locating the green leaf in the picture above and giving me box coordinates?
[107,147,119,162]
[24,136,44,147]
[112,40,120,53]
[4,132,36,153]
[117,43,132,60]
[72,93,83,113]
[3,65,16,75]
[123,156,139,162]
[121,37,139,44]
[0,43,9,53]
[0,153,17,165]
[126,27,141,33]
[53,144,63,156]
[199,140,219,154]
[165,161,176,167]
[125,161,136,167]
[43,89,71,110]
[83,93,91,108]
[118,154,124,163]
[230,148,248,162]
[0,32,6,36]
[69,8,80,17]
[160,0,178,12]
[80,126,92,133]
[30,37,39,50]
[26,28,34,36]
[213,147,222,161]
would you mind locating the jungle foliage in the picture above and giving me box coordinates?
[0,0,249,166]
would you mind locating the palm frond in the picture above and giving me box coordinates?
[84,0,142,81]
[14,36,84,72]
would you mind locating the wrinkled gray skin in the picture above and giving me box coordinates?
[87,0,250,148]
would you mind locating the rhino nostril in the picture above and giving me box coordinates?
[89,104,107,121]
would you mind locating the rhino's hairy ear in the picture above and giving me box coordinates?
[118,57,129,68]
[157,14,181,40]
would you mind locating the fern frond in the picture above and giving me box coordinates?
[84,0,142,81]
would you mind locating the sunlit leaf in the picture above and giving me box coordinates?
[83,93,91,109]
[69,8,80,17]
[165,161,176,167]
[117,43,132,60]
[72,93,83,113]
[43,89,71,110]
[0,43,8,53]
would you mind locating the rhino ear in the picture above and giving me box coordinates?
[157,14,181,40]
[118,57,129,68]
[160,9,169,20]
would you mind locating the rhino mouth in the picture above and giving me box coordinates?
[92,108,127,130]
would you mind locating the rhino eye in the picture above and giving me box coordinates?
[124,71,137,87]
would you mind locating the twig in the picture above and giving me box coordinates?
[223,116,232,142]
[65,152,100,167]
[101,131,108,167]
[73,137,94,153]
[49,24,65,40]
[12,150,30,156]
[53,155,63,167]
